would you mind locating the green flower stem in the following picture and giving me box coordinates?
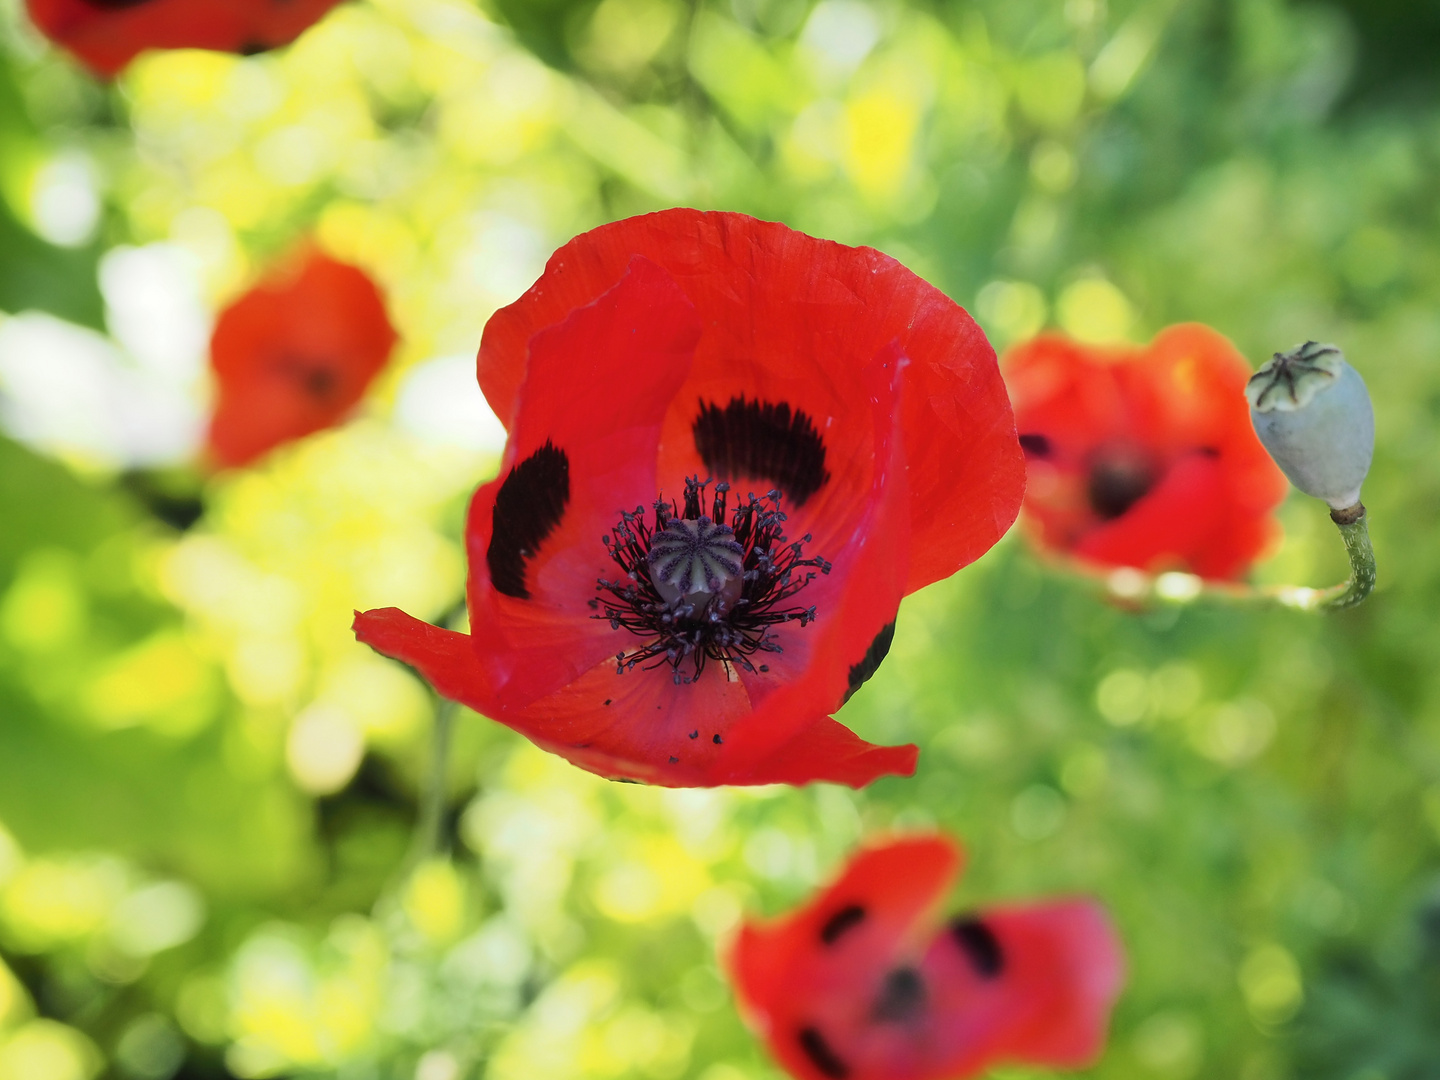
[376,696,458,914]
[1098,503,1376,613]
[410,698,457,865]
[1316,506,1376,611]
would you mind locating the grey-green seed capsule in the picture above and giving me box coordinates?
[1247,341,1374,509]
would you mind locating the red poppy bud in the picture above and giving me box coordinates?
[1006,325,1288,581]
[25,0,343,78]
[207,248,397,469]
[729,835,1125,1080]
[354,210,1025,788]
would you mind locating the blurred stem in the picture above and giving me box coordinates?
[1099,503,1376,613]
[407,698,457,869]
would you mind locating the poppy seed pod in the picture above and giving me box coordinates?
[1247,342,1374,510]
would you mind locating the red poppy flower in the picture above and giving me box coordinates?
[207,248,397,469]
[1005,325,1287,581]
[354,210,1024,788]
[729,835,1124,1080]
[25,0,342,78]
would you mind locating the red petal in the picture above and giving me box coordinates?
[1008,324,1286,581]
[479,209,1023,595]
[715,717,917,788]
[451,334,913,789]
[1074,451,1230,574]
[350,611,913,788]
[462,256,701,711]
[926,901,1125,1070]
[497,662,918,788]
[729,836,1125,1080]
[715,342,913,756]
[731,836,962,1077]
[352,607,494,709]
[207,249,396,469]
[25,0,342,77]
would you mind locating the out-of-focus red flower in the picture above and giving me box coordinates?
[730,835,1125,1080]
[207,248,397,469]
[25,0,343,78]
[1006,325,1288,581]
[354,209,1024,788]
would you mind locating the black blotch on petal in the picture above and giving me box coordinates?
[797,1027,850,1079]
[1018,432,1052,457]
[603,699,612,706]
[669,756,679,763]
[1198,445,1221,458]
[301,366,339,400]
[693,397,830,507]
[689,730,699,739]
[712,734,722,744]
[818,903,866,945]
[871,966,927,1023]
[950,916,1004,978]
[487,441,570,599]
[1087,456,1155,520]
[843,620,896,704]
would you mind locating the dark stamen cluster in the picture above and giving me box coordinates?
[592,477,831,684]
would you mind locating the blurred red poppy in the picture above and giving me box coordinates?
[25,0,342,78]
[207,248,397,469]
[1006,325,1287,581]
[355,209,1024,788]
[730,835,1124,1080]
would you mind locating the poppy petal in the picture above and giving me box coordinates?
[456,337,915,788]
[351,609,912,789]
[718,341,912,747]
[969,901,1126,1067]
[459,256,702,712]
[479,209,1023,595]
[711,716,917,789]
[25,0,343,77]
[731,837,961,1080]
[1074,451,1229,574]
[729,835,1125,1080]
[1008,324,1286,581]
[351,606,494,708]
[208,248,396,469]
[361,212,1020,789]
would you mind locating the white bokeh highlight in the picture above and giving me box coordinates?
[393,354,507,453]
[0,243,210,468]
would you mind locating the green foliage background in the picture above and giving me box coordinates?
[0,0,1438,1078]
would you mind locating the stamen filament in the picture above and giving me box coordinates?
[594,478,831,683]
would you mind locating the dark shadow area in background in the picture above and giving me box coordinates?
[1296,0,1440,107]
